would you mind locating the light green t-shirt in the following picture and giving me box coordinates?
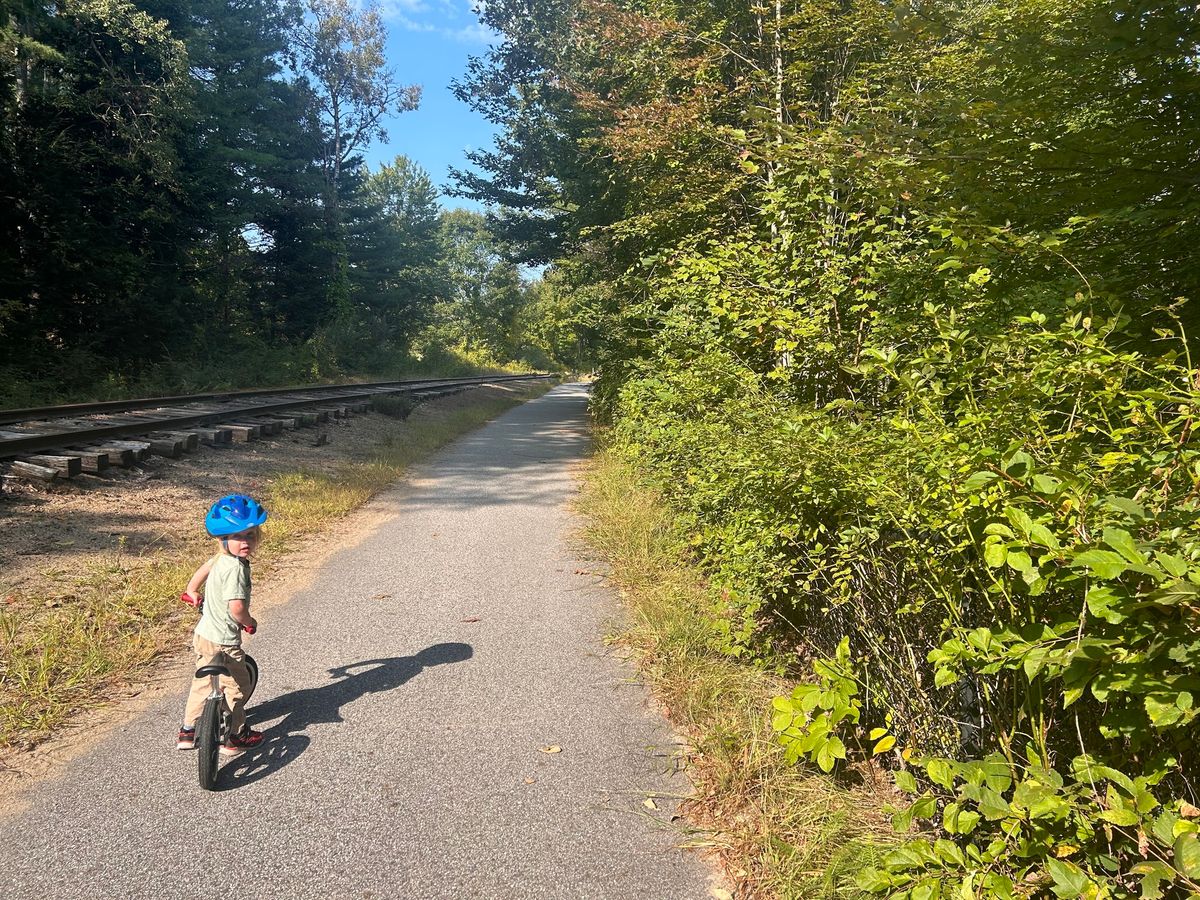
[195,553,251,646]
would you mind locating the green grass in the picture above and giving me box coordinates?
[577,447,892,899]
[0,382,555,749]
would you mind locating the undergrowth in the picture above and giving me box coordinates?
[578,446,892,899]
[0,382,553,748]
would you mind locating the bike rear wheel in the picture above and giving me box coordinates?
[197,695,224,791]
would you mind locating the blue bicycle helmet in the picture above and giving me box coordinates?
[205,494,268,537]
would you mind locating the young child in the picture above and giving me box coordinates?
[177,493,267,754]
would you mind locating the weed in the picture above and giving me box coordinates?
[577,447,891,899]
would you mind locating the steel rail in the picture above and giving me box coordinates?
[0,374,546,426]
[0,374,551,458]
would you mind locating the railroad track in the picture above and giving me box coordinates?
[0,374,551,483]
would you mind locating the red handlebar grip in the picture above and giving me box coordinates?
[180,592,201,608]
[242,624,256,635]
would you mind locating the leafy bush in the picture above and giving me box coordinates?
[606,299,1200,897]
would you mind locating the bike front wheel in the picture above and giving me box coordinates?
[197,695,224,791]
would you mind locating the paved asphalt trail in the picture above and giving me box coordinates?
[0,383,715,899]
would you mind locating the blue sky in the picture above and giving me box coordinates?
[361,1,500,212]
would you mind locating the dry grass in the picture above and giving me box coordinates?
[0,383,554,749]
[577,447,893,899]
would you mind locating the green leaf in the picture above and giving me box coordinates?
[1003,451,1033,478]
[1029,524,1060,550]
[1174,832,1200,878]
[1102,527,1145,564]
[1155,552,1189,578]
[1146,695,1186,727]
[984,542,1008,568]
[934,666,960,688]
[1007,550,1034,574]
[1147,580,1200,606]
[945,804,981,836]
[911,793,937,820]
[1085,585,1127,624]
[926,759,955,789]
[1105,496,1148,519]
[976,787,1011,821]
[855,868,895,893]
[1099,807,1140,827]
[895,770,918,793]
[962,471,997,491]
[1071,549,1129,579]
[873,735,897,754]
[1005,506,1034,536]
[1045,858,1089,898]
[816,735,846,773]
[1031,474,1063,494]
[1131,861,1174,900]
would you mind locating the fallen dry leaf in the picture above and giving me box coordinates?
[461,616,482,623]
[643,797,658,810]
[524,777,536,785]
[538,745,562,754]
[370,593,393,600]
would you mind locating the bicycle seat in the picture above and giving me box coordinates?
[195,663,230,678]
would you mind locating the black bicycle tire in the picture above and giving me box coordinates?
[244,654,259,703]
[197,696,222,791]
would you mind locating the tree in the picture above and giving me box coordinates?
[0,0,196,375]
[348,155,446,356]
[298,0,420,227]
[432,209,526,360]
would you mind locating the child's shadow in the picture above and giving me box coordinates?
[219,642,473,790]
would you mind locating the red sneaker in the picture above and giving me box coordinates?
[219,728,263,755]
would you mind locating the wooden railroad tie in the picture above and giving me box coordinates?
[81,444,136,467]
[23,454,82,477]
[241,418,283,436]
[259,414,300,429]
[101,440,153,461]
[149,431,200,453]
[62,448,111,473]
[190,427,233,446]
[223,423,262,440]
[7,460,58,483]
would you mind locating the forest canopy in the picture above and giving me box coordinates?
[0,0,580,405]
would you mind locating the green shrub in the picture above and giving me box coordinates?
[606,300,1200,897]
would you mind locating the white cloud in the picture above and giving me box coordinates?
[379,0,431,15]
[393,13,437,32]
[446,21,497,44]
[380,0,497,45]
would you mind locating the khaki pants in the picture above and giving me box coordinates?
[183,634,252,735]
